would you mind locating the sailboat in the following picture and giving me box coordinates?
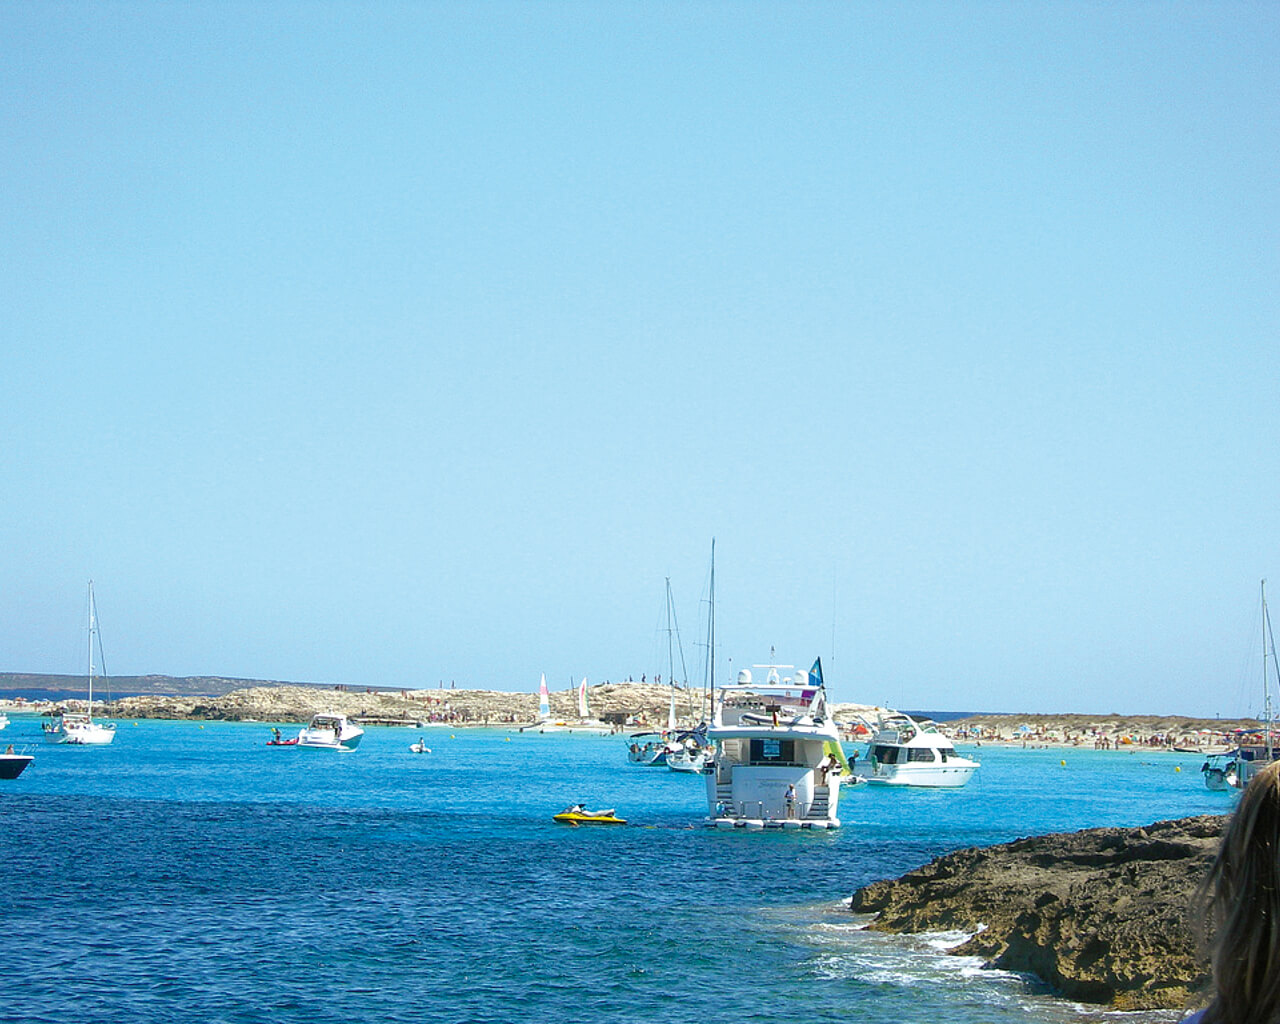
[628,578,687,766]
[518,674,610,734]
[43,581,117,745]
[572,678,612,734]
[1203,580,1280,791]
[668,546,718,774]
[519,673,566,732]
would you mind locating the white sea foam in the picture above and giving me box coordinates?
[757,901,1185,1024]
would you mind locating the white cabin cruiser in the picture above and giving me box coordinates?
[705,660,849,829]
[853,712,978,788]
[296,713,364,751]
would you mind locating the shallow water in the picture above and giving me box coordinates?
[1,720,1224,1023]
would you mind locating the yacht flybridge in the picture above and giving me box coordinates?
[705,660,849,829]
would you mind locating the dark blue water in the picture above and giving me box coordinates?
[1,719,1221,1023]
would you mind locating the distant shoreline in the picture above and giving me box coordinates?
[0,679,1265,751]
[0,671,1255,726]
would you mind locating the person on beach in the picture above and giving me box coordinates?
[1187,760,1280,1023]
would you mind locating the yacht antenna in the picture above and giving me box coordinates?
[709,539,716,720]
[1265,579,1276,760]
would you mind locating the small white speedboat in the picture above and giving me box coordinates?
[409,739,431,754]
[296,713,364,751]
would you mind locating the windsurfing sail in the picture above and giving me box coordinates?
[538,674,551,720]
[577,677,589,718]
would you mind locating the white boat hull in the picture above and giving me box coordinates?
[296,716,364,751]
[64,722,117,745]
[42,717,116,745]
[857,762,976,787]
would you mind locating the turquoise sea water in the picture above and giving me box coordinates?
[2,718,1227,1024]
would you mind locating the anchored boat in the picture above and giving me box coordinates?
[43,581,117,746]
[853,712,979,788]
[1203,580,1279,792]
[296,713,364,751]
[705,658,849,829]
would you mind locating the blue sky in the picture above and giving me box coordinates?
[2,3,1276,716]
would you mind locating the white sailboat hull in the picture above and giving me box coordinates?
[63,722,117,745]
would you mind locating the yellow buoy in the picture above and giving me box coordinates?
[1176,766,1182,773]
[1060,760,1066,767]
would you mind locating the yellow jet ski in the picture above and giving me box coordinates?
[553,804,626,825]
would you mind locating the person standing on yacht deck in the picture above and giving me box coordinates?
[785,784,796,819]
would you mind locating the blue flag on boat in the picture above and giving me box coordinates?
[801,657,824,706]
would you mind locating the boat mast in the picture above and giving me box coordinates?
[709,539,716,723]
[665,576,675,686]
[86,580,96,719]
[1265,579,1275,760]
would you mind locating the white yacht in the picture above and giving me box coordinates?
[296,713,364,751]
[853,712,978,788]
[705,660,849,829]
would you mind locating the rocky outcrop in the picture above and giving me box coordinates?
[850,815,1224,1010]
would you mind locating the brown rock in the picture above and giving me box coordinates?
[850,815,1224,1009]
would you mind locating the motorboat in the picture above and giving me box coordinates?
[409,739,431,753]
[667,743,714,774]
[1202,750,1243,791]
[266,728,298,747]
[0,748,33,779]
[626,732,673,766]
[0,713,9,730]
[666,725,715,773]
[296,713,364,751]
[705,659,850,829]
[553,805,626,825]
[853,712,979,788]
